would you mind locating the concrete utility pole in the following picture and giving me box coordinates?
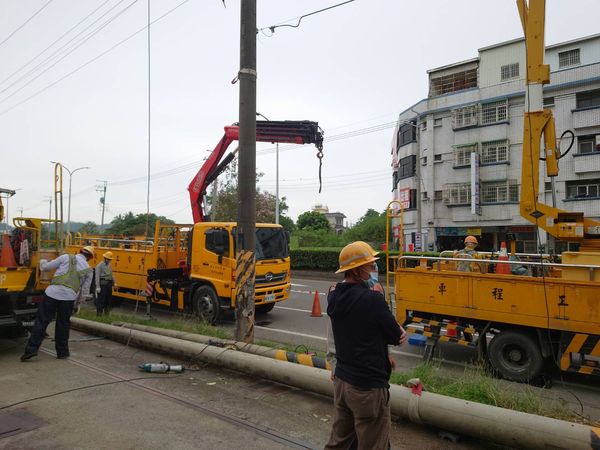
[96,180,107,233]
[234,0,257,343]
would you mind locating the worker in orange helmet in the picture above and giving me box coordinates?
[454,235,486,273]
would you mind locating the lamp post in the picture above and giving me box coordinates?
[50,161,90,237]
[256,112,279,224]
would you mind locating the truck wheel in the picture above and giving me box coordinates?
[192,286,220,324]
[255,303,275,314]
[488,330,544,382]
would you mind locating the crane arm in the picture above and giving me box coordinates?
[188,120,323,223]
[518,0,600,242]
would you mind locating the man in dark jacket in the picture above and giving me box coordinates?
[325,241,407,450]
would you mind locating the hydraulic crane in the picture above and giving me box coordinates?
[188,120,324,223]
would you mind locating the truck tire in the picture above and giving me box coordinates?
[488,330,544,382]
[255,303,275,315]
[192,286,221,324]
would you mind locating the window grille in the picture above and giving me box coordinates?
[481,140,509,164]
[481,181,518,203]
[452,105,478,129]
[453,144,478,167]
[576,90,600,109]
[558,49,580,68]
[434,190,443,200]
[481,100,508,125]
[577,135,600,154]
[429,68,478,96]
[500,63,519,81]
[443,183,471,205]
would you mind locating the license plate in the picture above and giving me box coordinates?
[21,321,35,327]
[265,293,275,302]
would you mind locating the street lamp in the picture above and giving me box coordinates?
[256,112,279,224]
[50,161,90,237]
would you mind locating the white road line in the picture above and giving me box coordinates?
[291,283,307,287]
[276,306,314,314]
[255,326,327,341]
[291,289,312,295]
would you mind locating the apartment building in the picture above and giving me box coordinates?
[391,33,600,253]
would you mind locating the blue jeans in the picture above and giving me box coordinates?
[25,294,74,357]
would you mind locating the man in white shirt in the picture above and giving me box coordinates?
[21,246,95,361]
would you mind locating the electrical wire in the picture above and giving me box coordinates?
[0,0,55,50]
[0,0,139,105]
[0,0,192,118]
[0,0,113,89]
[257,0,355,35]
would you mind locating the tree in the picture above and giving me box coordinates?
[106,212,175,237]
[211,161,289,223]
[278,215,296,233]
[79,221,99,235]
[297,211,330,231]
[344,209,386,244]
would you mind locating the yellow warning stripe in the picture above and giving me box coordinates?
[591,339,600,357]
[560,334,588,371]
[411,317,475,334]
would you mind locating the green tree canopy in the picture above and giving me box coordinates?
[79,221,99,235]
[278,215,296,233]
[106,212,174,237]
[344,209,386,244]
[296,211,330,231]
[210,161,289,224]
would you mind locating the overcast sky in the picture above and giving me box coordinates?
[2,0,600,227]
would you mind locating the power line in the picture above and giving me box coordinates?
[0,0,192,118]
[0,0,113,89]
[0,0,55,50]
[0,0,139,105]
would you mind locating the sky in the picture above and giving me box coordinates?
[2,0,600,228]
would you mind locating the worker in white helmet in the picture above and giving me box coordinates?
[21,246,95,361]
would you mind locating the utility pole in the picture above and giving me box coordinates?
[415,121,422,251]
[234,0,257,343]
[96,180,107,233]
[17,207,24,217]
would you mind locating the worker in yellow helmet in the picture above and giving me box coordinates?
[95,251,116,316]
[454,235,486,273]
[21,246,95,361]
[325,241,407,450]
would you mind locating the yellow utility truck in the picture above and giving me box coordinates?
[70,120,323,323]
[0,185,63,335]
[393,0,600,382]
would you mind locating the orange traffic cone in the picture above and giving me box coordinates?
[446,320,457,337]
[310,291,322,317]
[0,234,17,267]
[496,241,511,274]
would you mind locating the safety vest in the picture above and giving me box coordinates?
[51,255,92,292]
[99,262,113,283]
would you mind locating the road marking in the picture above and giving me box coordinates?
[255,326,327,341]
[291,289,312,295]
[276,306,314,314]
[291,283,307,287]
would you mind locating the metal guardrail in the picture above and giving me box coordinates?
[397,254,600,270]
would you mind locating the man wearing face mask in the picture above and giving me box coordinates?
[325,241,407,450]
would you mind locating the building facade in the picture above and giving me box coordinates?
[391,34,600,253]
[311,204,347,234]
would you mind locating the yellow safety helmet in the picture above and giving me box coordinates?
[464,235,478,245]
[335,241,379,274]
[81,246,95,258]
[103,251,113,260]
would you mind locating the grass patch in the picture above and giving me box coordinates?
[75,308,230,340]
[390,363,585,424]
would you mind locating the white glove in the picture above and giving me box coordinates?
[73,300,81,315]
[39,259,48,267]
[96,288,101,295]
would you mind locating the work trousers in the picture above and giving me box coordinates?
[25,294,74,357]
[97,281,113,316]
[325,378,391,450]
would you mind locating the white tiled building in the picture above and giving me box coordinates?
[391,34,600,253]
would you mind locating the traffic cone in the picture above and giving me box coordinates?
[496,241,511,274]
[0,234,16,267]
[310,291,322,317]
[446,320,457,337]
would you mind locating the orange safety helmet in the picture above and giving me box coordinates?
[464,235,478,245]
[335,241,379,274]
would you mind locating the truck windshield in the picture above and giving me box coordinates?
[232,227,289,260]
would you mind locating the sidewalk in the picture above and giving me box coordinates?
[0,326,501,450]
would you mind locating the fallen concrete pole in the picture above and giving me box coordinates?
[114,322,330,370]
[71,318,600,450]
